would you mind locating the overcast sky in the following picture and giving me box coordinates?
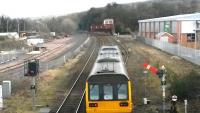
[0,0,147,18]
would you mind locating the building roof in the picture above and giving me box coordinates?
[138,12,200,22]
[156,32,174,38]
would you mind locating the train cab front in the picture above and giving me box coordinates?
[85,75,133,113]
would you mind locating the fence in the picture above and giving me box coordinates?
[138,37,200,65]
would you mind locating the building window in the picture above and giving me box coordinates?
[187,33,195,42]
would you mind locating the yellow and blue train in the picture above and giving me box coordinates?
[85,45,133,113]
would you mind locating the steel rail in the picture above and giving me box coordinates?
[55,47,96,113]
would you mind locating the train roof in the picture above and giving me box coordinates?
[100,45,119,51]
[88,45,129,79]
[98,45,120,55]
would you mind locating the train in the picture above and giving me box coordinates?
[85,45,133,113]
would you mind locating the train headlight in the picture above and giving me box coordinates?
[89,103,98,107]
[120,102,129,107]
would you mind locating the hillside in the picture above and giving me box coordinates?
[78,0,200,33]
[1,0,200,34]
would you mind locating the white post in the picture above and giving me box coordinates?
[64,55,66,63]
[184,99,187,113]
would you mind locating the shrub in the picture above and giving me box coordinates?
[170,70,200,100]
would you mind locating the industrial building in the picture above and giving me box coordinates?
[138,13,200,49]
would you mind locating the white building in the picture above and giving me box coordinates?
[138,13,200,49]
[103,19,114,25]
[0,32,19,39]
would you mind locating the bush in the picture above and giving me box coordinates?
[0,36,6,41]
[0,39,27,50]
[170,70,200,100]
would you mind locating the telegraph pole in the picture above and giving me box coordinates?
[7,20,8,32]
[17,20,20,35]
[24,20,26,31]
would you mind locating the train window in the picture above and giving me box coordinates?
[89,84,99,100]
[102,48,117,51]
[103,84,113,100]
[97,58,119,63]
[117,84,128,100]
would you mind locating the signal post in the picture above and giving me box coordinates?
[143,63,167,113]
[24,59,39,110]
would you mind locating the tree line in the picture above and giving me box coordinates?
[0,16,49,33]
[0,13,82,35]
[78,0,200,34]
[1,0,200,35]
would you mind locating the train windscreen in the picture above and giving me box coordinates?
[89,84,100,100]
[88,74,128,101]
[89,83,128,101]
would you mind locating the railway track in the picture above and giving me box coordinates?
[52,36,130,113]
[0,36,88,74]
[75,36,109,113]
[54,48,95,113]
[108,36,130,64]
[78,36,130,113]
[50,37,98,113]
[0,43,65,73]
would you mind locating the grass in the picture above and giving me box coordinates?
[123,38,200,113]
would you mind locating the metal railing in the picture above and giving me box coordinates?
[137,37,200,65]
